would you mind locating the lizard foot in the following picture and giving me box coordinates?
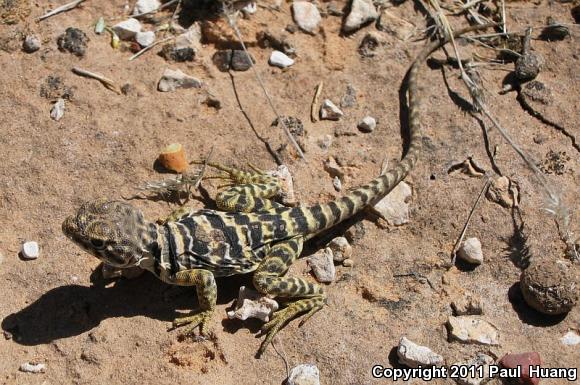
[172,309,213,338]
[256,297,324,357]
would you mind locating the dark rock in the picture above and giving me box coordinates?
[57,27,89,57]
[212,50,233,72]
[160,44,195,62]
[230,49,254,71]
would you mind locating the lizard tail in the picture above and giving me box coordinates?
[285,24,496,237]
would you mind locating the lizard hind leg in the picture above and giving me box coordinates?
[198,162,284,213]
[252,237,326,357]
[170,269,217,338]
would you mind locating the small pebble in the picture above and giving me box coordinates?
[135,31,155,47]
[560,330,580,346]
[307,248,335,283]
[241,2,257,16]
[499,352,541,385]
[50,98,65,121]
[340,85,357,108]
[343,0,378,33]
[317,134,333,150]
[269,50,294,68]
[292,1,321,34]
[327,237,352,263]
[332,176,342,192]
[19,362,45,373]
[323,157,344,179]
[345,221,365,244]
[112,18,142,41]
[23,35,41,53]
[161,44,196,62]
[158,68,202,92]
[451,293,484,315]
[342,258,354,267]
[397,336,444,368]
[457,237,483,265]
[230,49,254,71]
[357,116,376,133]
[320,99,343,120]
[21,241,40,260]
[133,0,161,15]
[447,316,500,345]
[287,364,320,385]
[486,176,518,208]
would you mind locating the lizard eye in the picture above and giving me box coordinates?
[90,239,106,249]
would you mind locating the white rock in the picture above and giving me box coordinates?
[307,248,335,283]
[135,30,155,47]
[112,18,142,41]
[19,362,45,373]
[158,68,202,92]
[453,354,495,385]
[175,25,202,50]
[241,2,257,15]
[332,176,342,192]
[287,364,320,385]
[266,165,296,206]
[397,336,444,368]
[357,116,376,132]
[132,0,161,15]
[269,50,294,68]
[23,35,41,53]
[343,0,378,33]
[327,237,352,263]
[21,241,40,260]
[292,1,322,34]
[371,181,412,226]
[458,237,483,265]
[377,9,416,41]
[50,98,65,121]
[560,330,580,346]
[342,258,354,267]
[320,99,343,120]
[447,316,500,345]
[227,286,279,322]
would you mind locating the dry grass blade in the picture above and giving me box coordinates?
[37,0,86,22]
[72,67,121,94]
[129,37,175,61]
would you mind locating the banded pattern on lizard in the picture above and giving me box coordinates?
[62,26,489,356]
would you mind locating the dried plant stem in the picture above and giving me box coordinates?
[37,0,86,22]
[310,81,323,123]
[129,36,175,61]
[71,67,121,94]
[451,177,491,267]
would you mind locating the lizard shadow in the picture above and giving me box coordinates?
[1,268,247,346]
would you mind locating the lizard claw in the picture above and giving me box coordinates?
[172,309,213,338]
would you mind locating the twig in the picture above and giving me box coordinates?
[129,36,175,61]
[37,0,86,22]
[450,177,491,267]
[310,81,323,123]
[71,67,121,94]
[224,6,305,160]
[271,338,290,380]
[132,0,179,18]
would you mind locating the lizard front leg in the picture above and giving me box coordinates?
[171,269,217,337]
[252,237,326,357]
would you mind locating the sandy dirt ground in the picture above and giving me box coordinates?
[0,0,578,384]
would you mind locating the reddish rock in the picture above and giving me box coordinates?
[499,352,542,385]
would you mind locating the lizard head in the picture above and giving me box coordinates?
[62,199,154,268]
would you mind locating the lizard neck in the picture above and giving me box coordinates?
[135,223,170,273]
